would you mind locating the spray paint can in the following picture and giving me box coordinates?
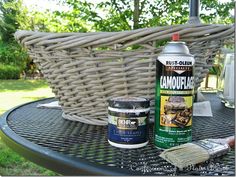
[154,33,195,149]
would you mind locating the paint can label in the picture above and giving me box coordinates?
[154,55,194,149]
[108,110,149,145]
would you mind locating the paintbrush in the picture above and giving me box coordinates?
[159,136,235,170]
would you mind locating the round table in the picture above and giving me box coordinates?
[0,94,235,175]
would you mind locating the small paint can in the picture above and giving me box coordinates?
[107,97,150,149]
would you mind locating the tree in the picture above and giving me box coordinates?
[0,0,23,42]
[14,0,234,33]
[2,0,234,34]
[58,0,234,32]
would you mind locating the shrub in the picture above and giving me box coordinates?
[0,41,29,71]
[0,41,35,79]
[0,64,21,79]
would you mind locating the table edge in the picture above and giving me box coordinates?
[0,98,136,176]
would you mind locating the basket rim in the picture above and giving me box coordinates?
[14,23,234,50]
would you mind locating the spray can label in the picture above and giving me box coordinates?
[154,55,194,149]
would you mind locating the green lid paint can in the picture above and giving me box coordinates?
[154,33,195,149]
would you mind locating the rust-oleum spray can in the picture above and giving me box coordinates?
[154,33,195,149]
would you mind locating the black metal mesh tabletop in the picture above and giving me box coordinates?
[0,93,235,175]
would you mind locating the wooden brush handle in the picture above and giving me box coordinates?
[225,136,235,148]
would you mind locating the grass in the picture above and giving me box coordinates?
[0,80,55,114]
[0,79,57,176]
[0,80,50,92]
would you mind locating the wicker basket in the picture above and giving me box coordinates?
[15,23,234,125]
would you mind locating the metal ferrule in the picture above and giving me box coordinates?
[194,139,230,159]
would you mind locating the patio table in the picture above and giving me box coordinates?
[0,93,235,175]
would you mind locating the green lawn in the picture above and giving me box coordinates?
[0,79,57,176]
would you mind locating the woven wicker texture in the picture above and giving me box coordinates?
[15,23,234,125]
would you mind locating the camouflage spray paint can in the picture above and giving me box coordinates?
[154,33,195,149]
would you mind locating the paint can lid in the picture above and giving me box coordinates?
[108,97,150,109]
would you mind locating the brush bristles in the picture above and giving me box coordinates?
[159,143,210,170]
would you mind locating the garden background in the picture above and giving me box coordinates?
[0,0,234,175]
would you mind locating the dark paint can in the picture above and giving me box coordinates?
[108,97,150,149]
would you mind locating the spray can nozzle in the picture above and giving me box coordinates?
[172,33,180,41]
